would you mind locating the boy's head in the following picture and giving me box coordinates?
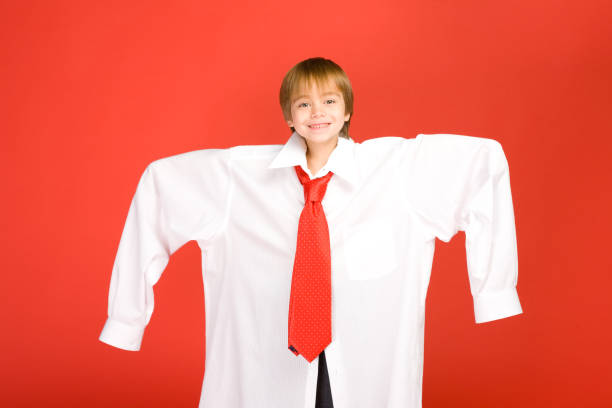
[279,57,354,140]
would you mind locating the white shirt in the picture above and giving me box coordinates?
[99,131,523,408]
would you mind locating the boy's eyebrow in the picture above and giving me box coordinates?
[293,91,341,100]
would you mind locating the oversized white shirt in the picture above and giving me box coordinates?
[99,131,523,408]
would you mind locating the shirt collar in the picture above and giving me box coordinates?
[267,131,359,186]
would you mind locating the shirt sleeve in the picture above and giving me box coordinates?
[406,133,523,324]
[98,149,232,350]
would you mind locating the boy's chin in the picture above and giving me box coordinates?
[298,130,340,145]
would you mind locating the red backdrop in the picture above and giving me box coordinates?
[2,1,611,407]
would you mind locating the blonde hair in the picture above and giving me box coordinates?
[279,57,354,139]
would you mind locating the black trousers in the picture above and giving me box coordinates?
[315,349,334,408]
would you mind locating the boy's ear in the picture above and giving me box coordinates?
[287,119,293,127]
[344,113,350,121]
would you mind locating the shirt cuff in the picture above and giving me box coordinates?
[473,288,523,324]
[99,317,145,351]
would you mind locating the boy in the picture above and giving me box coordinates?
[99,57,523,408]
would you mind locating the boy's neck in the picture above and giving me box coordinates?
[304,135,339,177]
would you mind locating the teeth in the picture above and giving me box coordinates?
[310,123,329,128]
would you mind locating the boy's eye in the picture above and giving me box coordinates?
[297,99,335,108]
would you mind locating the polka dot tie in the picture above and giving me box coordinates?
[288,165,334,363]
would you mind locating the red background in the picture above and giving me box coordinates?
[2,1,611,407]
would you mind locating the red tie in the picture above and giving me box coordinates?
[288,165,334,363]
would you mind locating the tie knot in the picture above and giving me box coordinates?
[294,165,333,203]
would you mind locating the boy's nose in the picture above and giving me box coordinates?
[311,106,325,117]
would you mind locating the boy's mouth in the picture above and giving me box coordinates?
[309,123,331,129]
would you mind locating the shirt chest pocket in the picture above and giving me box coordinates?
[342,220,399,280]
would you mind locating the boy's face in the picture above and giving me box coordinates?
[287,80,350,146]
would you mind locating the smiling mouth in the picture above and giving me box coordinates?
[309,123,331,129]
